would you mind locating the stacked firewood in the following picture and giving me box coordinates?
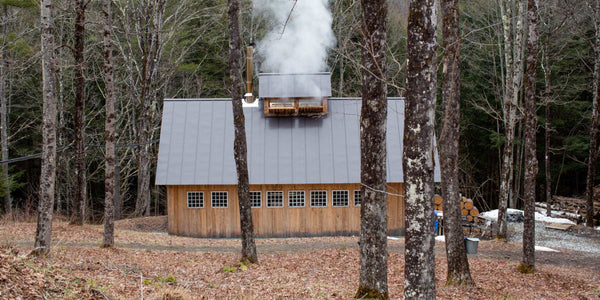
[550,195,600,219]
[434,195,480,222]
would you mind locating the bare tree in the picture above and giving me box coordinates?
[520,0,539,273]
[227,0,257,264]
[404,0,437,298]
[586,0,600,228]
[1,5,9,215]
[498,0,526,239]
[354,0,388,298]
[70,0,89,225]
[440,0,475,287]
[101,0,116,248]
[31,0,57,257]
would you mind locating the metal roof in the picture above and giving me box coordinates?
[155,98,441,185]
[258,73,332,98]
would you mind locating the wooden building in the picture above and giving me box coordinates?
[155,73,441,238]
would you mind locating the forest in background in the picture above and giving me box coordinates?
[0,0,597,222]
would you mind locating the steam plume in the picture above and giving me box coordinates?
[254,0,336,74]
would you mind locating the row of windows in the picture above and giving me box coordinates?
[187,190,363,209]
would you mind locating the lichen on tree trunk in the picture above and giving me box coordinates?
[440,0,475,287]
[228,0,257,264]
[404,0,437,298]
[32,0,58,257]
[521,0,539,272]
[354,0,388,299]
[101,0,116,248]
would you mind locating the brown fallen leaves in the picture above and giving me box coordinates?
[1,219,599,299]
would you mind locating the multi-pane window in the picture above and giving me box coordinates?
[354,190,361,206]
[266,191,284,207]
[187,192,204,208]
[250,191,262,208]
[332,190,349,207]
[288,191,305,207]
[211,191,228,208]
[310,190,327,207]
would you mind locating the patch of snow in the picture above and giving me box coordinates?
[535,246,560,252]
[435,235,445,242]
[151,232,168,235]
[479,209,575,225]
[387,236,400,240]
[595,227,600,231]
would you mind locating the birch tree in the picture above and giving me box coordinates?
[228,0,257,264]
[498,0,526,239]
[520,0,538,272]
[404,0,437,298]
[101,0,115,248]
[354,0,388,298]
[31,0,57,257]
[440,0,474,286]
[586,0,600,228]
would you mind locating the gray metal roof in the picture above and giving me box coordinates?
[155,98,441,185]
[258,73,332,98]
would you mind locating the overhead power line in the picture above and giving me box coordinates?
[0,139,159,165]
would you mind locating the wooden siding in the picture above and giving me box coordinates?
[167,183,405,238]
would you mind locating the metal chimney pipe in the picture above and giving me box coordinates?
[245,45,254,103]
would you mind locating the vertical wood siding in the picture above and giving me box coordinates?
[167,183,405,238]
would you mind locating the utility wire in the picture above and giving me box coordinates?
[0,139,159,165]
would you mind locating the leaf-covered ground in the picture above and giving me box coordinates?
[1,217,599,299]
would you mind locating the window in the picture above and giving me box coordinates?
[187,192,204,208]
[211,191,228,208]
[266,191,284,207]
[250,191,261,208]
[332,190,349,207]
[354,190,362,206]
[288,191,305,207]
[310,190,327,207]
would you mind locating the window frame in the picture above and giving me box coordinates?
[187,191,204,209]
[266,191,284,208]
[250,191,262,208]
[332,190,350,207]
[310,190,328,207]
[211,191,228,208]
[288,190,305,207]
[354,190,362,206]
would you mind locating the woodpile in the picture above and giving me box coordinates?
[548,195,600,220]
[434,195,479,223]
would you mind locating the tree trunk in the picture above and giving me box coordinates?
[543,13,552,217]
[520,0,538,273]
[404,0,437,298]
[440,0,474,287]
[101,0,116,248]
[70,0,87,225]
[587,0,600,228]
[498,0,525,239]
[228,0,257,264]
[0,6,9,215]
[32,0,58,257]
[354,0,388,299]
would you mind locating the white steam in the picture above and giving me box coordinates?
[254,0,336,74]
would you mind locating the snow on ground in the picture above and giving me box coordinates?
[596,227,600,231]
[479,208,575,225]
[535,246,560,252]
[435,235,445,242]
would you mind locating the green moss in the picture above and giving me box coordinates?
[240,257,258,265]
[354,285,389,299]
[517,262,535,274]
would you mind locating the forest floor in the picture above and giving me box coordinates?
[1,216,599,299]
